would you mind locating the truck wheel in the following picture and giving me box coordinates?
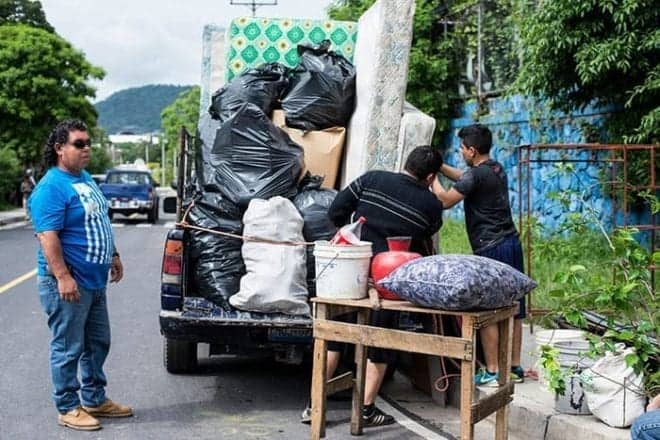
[148,201,159,223]
[163,337,197,374]
[108,209,114,221]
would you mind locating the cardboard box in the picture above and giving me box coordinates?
[272,110,345,189]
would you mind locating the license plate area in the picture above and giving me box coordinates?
[267,327,312,342]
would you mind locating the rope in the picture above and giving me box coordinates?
[176,200,316,248]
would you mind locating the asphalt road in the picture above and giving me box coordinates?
[0,211,427,440]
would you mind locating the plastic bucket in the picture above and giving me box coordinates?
[553,340,594,415]
[535,329,589,390]
[313,240,372,300]
[555,374,591,415]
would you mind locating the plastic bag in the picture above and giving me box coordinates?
[580,346,646,427]
[330,216,366,245]
[292,174,338,296]
[229,197,309,315]
[186,192,245,310]
[209,63,290,122]
[208,103,304,208]
[281,40,356,130]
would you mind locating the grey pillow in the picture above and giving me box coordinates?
[377,254,537,310]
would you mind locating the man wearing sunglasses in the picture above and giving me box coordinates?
[28,120,132,431]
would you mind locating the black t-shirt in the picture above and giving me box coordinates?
[453,159,517,252]
[328,171,443,256]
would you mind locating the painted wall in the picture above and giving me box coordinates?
[442,95,652,234]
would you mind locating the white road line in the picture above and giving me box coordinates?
[0,269,37,295]
[111,223,125,228]
[163,222,176,228]
[376,397,452,440]
[136,224,152,228]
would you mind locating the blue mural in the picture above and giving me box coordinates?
[442,95,654,235]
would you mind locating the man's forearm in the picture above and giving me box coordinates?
[37,231,70,279]
[439,164,463,181]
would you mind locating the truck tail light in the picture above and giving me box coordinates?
[161,229,184,310]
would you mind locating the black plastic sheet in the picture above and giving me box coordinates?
[186,192,245,310]
[281,40,356,131]
[208,103,304,208]
[209,62,290,122]
[293,174,337,296]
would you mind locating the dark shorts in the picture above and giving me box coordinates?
[326,310,398,364]
[476,234,527,319]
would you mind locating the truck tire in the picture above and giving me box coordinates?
[147,201,159,223]
[108,209,114,221]
[163,337,197,374]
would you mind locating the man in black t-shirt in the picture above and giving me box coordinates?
[432,124,527,387]
[302,146,444,427]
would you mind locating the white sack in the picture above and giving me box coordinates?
[230,197,309,315]
[580,346,646,427]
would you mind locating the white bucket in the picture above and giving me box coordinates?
[313,240,372,300]
[552,340,595,415]
[535,329,589,391]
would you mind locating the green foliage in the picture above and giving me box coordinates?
[0,24,104,168]
[86,147,113,175]
[160,86,200,185]
[95,84,192,134]
[438,217,472,254]
[0,146,22,205]
[516,0,660,144]
[0,0,53,32]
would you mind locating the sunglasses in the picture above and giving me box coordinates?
[69,139,92,149]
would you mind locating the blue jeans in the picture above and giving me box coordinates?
[38,275,110,413]
[631,410,660,440]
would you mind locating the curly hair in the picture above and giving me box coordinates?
[42,119,89,168]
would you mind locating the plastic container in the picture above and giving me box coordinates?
[313,240,372,299]
[371,237,422,300]
[330,216,366,245]
[535,329,589,389]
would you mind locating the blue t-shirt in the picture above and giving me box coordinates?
[29,167,114,289]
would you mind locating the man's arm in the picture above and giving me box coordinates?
[439,163,464,182]
[432,178,465,209]
[37,231,79,302]
[328,176,364,226]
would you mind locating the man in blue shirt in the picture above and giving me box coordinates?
[29,120,132,431]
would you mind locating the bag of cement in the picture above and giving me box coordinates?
[187,192,245,310]
[209,103,304,208]
[293,174,337,296]
[281,40,356,131]
[230,197,309,315]
[209,62,289,122]
[580,346,646,427]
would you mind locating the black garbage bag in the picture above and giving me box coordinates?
[209,102,304,208]
[292,173,338,296]
[209,62,290,122]
[186,192,245,310]
[281,40,356,131]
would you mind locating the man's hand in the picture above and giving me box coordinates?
[648,394,660,412]
[57,273,80,302]
[110,255,123,283]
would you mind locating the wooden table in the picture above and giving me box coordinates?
[309,297,516,440]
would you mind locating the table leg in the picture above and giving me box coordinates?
[460,316,475,440]
[311,304,328,440]
[350,309,368,435]
[495,314,514,440]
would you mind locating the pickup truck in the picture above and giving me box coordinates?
[100,168,159,223]
[158,129,312,373]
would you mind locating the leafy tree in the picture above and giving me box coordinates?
[0,24,104,169]
[160,86,200,184]
[0,147,22,207]
[0,0,53,32]
[516,0,660,144]
[328,0,462,140]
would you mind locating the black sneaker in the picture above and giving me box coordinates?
[300,406,312,424]
[362,405,395,427]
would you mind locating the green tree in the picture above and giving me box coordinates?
[0,24,104,169]
[160,86,200,183]
[0,0,53,32]
[515,0,660,144]
[0,146,22,208]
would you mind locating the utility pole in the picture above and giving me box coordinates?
[161,137,166,186]
[229,0,277,17]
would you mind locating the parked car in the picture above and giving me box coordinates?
[100,168,159,223]
[91,174,106,185]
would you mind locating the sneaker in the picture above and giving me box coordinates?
[83,399,132,418]
[362,405,395,427]
[300,406,312,424]
[57,407,101,431]
[475,369,500,387]
[511,366,525,383]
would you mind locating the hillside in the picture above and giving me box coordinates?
[95,84,192,134]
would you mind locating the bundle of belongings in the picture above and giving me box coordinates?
[187,40,352,315]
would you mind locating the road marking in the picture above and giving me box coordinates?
[135,224,152,228]
[376,396,453,440]
[0,269,37,295]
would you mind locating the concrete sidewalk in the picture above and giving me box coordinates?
[0,207,29,228]
[380,324,631,440]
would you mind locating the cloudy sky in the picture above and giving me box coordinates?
[40,0,334,102]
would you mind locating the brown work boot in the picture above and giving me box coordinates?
[57,407,101,431]
[83,399,133,418]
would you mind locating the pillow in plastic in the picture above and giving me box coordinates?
[377,254,536,310]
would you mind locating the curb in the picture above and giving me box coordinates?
[0,214,28,227]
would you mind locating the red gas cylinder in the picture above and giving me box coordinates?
[371,237,422,300]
